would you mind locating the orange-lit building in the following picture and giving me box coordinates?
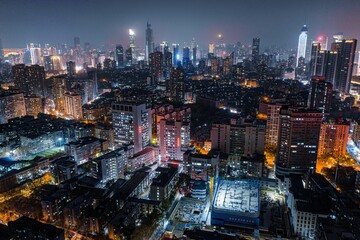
[318,118,349,158]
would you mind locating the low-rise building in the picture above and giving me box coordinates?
[150,167,178,201]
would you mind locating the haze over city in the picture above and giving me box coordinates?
[1,0,360,49]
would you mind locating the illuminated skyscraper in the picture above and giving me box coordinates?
[182,47,190,68]
[125,47,132,66]
[28,43,42,65]
[334,39,357,93]
[129,29,136,62]
[145,21,154,63]
[296,25,308,67]
[115,44,124,68]
[172,44,179,66]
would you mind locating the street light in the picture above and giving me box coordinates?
[57,137,63,147]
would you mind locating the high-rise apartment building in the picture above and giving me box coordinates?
[149,51,163,86]
[12,64,45,97]
[318,118,349,158]
[158,119,190,163]
[307,76,333,113]
[64,92,83,120]
[112,102,151,153]
[0,90,26,124]
[275,107,323,177]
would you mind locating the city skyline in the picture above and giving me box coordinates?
[1,0,360,49]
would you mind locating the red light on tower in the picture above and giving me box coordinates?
[318,36,323,41]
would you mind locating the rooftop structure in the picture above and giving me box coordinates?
[212,180,260,227]
[213,180,259,215]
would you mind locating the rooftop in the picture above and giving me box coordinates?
[213,180,259,215]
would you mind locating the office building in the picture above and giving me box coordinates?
[112,101,151,153]
[296,25,308,67]
[145,22,154,63]
[182,47,190,68]
[28,43,42,65]
[115,44,124,68]
[172,44,179,66]
[129,29,136,62]
[334,39,357,93]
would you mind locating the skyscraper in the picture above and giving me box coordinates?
[149,51,163,86]
[145,22,154,63]
[125,47,132,66]
[334,39,357,93]
[112,102,151,153]
[28,43,42,65]
[275,107,323,177]
[252,38,260,64]
[308,76,333,113]
[296,25,308,67]
[74,37,80,49]
[182,47,190,68]
[168,67,185,103]
[115,44,124,68]
[309,43,322,77]
[172,44,179,66]
[129,29,136,62]
[163,51,172,80]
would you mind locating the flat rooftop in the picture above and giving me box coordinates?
[213,180,259,214]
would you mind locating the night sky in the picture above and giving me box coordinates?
[0,0,360,49]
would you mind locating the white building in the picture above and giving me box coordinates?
[112,102,151,153]
[158,119,190,163]
[296,25,308,67]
